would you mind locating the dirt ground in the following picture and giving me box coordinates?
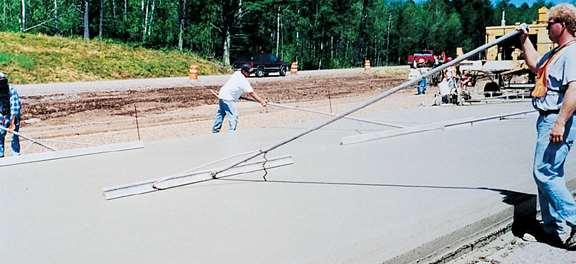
[14,69,438,153]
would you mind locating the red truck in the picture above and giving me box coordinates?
[407,50,436,68]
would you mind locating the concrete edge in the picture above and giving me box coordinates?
[383,177,576,264]
[0,141,144,167]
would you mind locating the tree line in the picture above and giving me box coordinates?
[0,0,566,70]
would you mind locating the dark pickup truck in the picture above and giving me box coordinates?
[233,53,289,77]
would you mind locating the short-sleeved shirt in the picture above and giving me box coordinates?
[532,44,576,111]
[444,66,457,79]
[218,71,254,101]
[438,79,451,96]
[408,68,420,79]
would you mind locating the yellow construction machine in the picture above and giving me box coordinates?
[458,7,552,99]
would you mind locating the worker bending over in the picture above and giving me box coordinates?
[212,64,267,134]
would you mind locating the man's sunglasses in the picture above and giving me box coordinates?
[547,20,562,30]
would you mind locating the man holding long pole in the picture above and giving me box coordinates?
[519,3,576,249]
[0,72,21,158]
[212,64,267,134]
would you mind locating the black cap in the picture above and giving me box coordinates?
[240,64,251,73]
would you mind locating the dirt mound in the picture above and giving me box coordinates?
[23,74,404,121]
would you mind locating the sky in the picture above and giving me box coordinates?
[494,0,573,6]
[415,0,574,6]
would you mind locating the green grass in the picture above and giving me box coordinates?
[0,32,230,84]
[0,52,35,71]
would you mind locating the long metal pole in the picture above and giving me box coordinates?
[0,126,57,151]
[211,25,527,178]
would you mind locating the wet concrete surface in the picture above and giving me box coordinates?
[2,102,570,263]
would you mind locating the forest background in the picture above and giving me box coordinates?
[0,0,573,71]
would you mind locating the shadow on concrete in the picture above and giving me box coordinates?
[484,188,568,249]
[221,178,565,249]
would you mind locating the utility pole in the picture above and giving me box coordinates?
[3,0,7,26]
[99,0,104,39]
[296,8,300,62]
[386,14,391,65]
[178,0,187,51]
[20,0,26,31]
[276,6,280,57]
[83,0,89,40]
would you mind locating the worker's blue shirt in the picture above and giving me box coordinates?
[9,87,20,120]
[532,44,576,111]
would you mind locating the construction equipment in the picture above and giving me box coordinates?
[455,9,554,100]
[459,59,532,98]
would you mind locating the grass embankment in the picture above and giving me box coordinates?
[0,32,229,84]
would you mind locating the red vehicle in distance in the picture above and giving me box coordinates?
[407,50,436,68]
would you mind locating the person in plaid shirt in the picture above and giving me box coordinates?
[0,72,21,157]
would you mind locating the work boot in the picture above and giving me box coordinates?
[540,233,564,247]
[536,228,567,248]
[565,230,576,250]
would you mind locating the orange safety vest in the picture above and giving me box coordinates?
[532,39,576,97]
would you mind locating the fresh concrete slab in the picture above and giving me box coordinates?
[1,102,570,264]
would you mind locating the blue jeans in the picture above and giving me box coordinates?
[417,78,427,94]
[533,113,576,235]
[212,99,238,133]
[0,116,20,157]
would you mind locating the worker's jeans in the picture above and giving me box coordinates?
[533,113,576,236]
[212,99,238,133]
[417,78,427,95]
[0,116,20,158]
